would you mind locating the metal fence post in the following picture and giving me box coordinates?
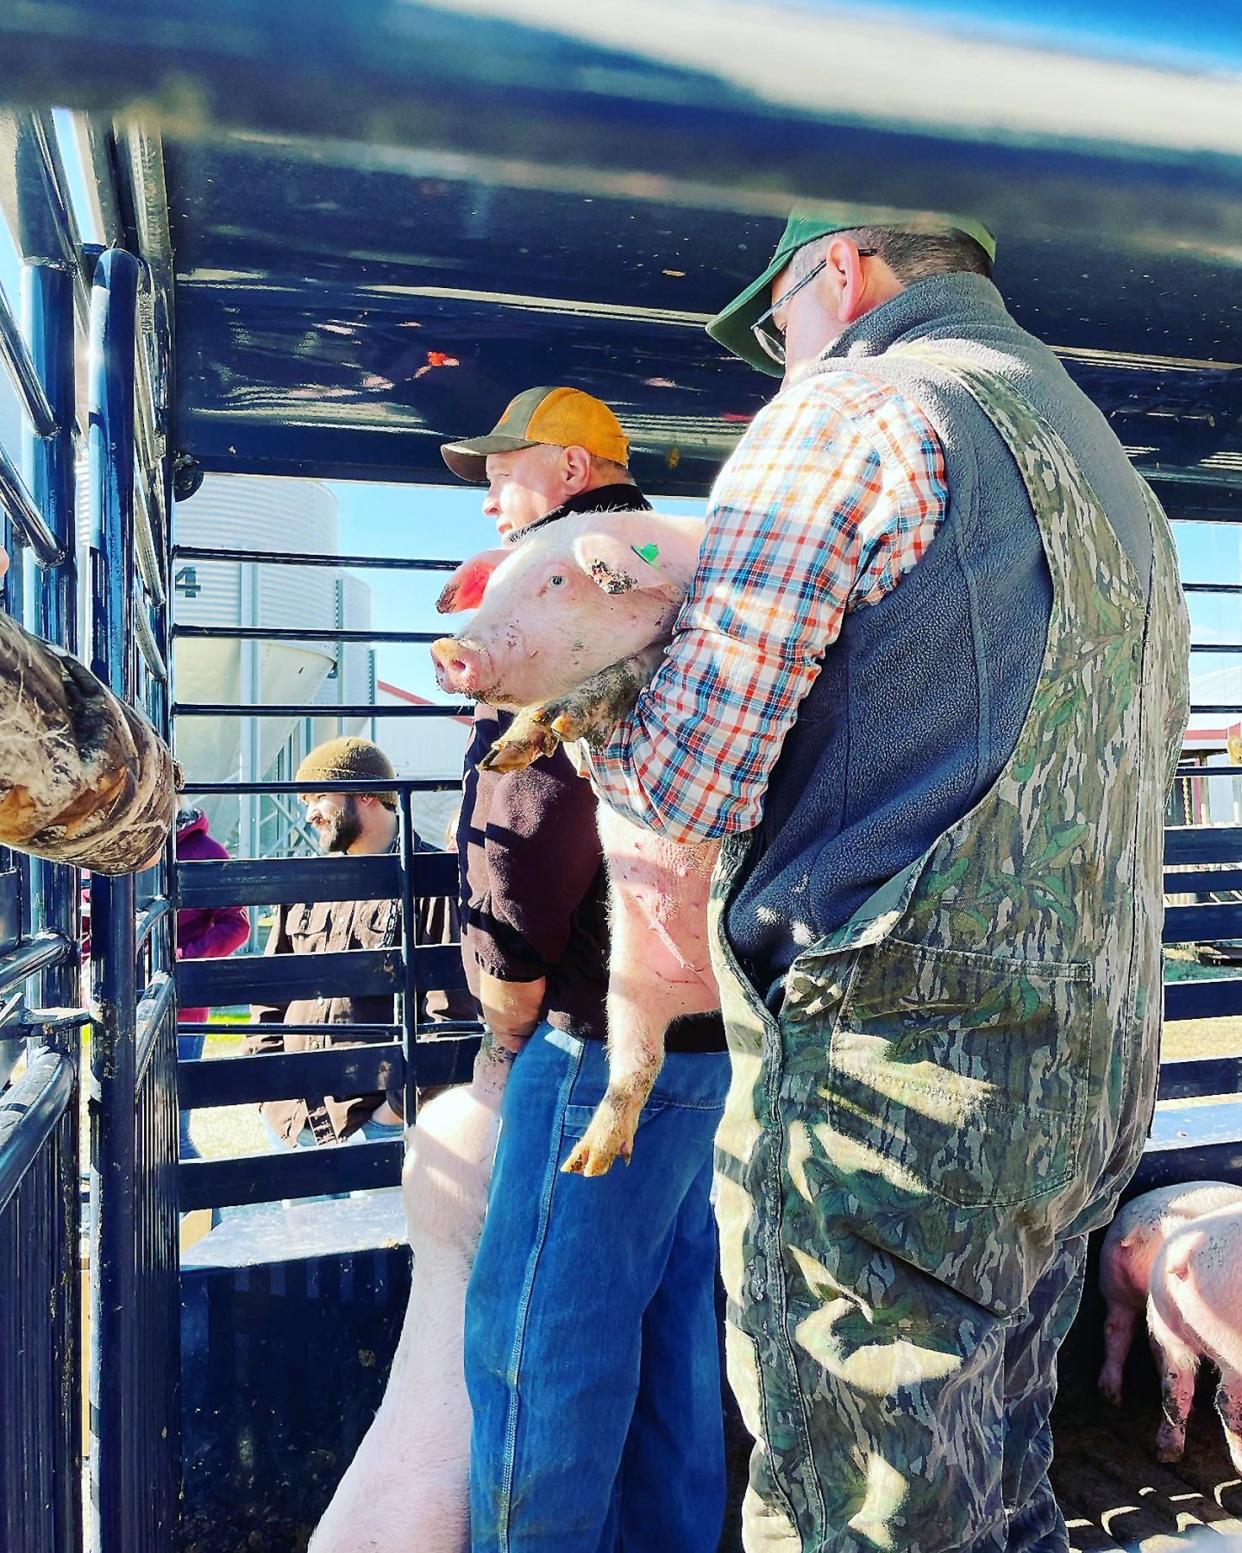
[21,250,83,1553]
[86,245,139,1553]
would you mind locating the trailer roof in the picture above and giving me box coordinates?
[3,0,1242,502]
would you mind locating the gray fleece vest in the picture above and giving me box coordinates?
[724,273,1158,1009]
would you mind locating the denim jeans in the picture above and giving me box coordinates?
[465,1024,730,1553]
[178,1031,206,1159]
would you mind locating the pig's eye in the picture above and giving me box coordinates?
[549,574,566,587]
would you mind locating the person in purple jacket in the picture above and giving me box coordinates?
[175,806,249,1158]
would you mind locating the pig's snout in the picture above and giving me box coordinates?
[431,637,491,696]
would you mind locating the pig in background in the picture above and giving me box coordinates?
[1098,1180,1242,1470]
[431,509,720,1176]
[309,1041,511,1553]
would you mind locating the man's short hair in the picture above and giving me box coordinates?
[589,452,637,485]
[797,226,994,285]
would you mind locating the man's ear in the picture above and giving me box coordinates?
[435,548,510,613]
[570,531,683,599]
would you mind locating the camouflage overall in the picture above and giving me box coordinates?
[710,355,1190,1553]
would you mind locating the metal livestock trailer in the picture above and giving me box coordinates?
[0,2,1241,1549]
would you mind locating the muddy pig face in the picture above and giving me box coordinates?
[430,513,698,709]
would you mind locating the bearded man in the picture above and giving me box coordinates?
[246,736,467,1148]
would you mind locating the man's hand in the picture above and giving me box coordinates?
[477,969,545,1052]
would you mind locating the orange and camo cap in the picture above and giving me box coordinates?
[441,386,629,483]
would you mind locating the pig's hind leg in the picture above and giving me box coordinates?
[1214,1365,1242,1476]
[1097,1296,1141,1407]
[562,828,717,1179]
[1147,1291,1200,1463]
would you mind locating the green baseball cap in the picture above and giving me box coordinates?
[707,209,997,376]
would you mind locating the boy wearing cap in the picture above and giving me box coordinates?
[441,388,731,1553]
[565,220,1189,1551]
[245,736,467,1147]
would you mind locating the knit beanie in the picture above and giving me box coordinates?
[294,737,397,809]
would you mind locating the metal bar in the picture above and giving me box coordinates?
[134,897,172,958]
[179,778,463,794]
[1173,765,1242,778]
[0,439,61,563]
[1190,643,1242,653]
[1165,826,1242,865]
[133,597,168,682]
[1165,977,1242,1020]
[179,1032,480,1110]
[1190,704,1242,714]
[398,791,420,1127]
[1164,868,1242,893]
[172,543,460,572]
[179,1138,404,1211]
[70,114,124,245]
[175,850,458,908]
[20,263,82,1478]
[175,945,413,1006]
[1184,582,1242,595]
[173,701,472,718]
[133,477,166,608]
[0,289,56,436]
[1163,904,1242,943]
[172,624,444,643]
[179,1021,402,1039]
[181,1042,404,1109]
[0,934,72,999]
[87,243,139,1553]
[1159,1056,1242,1102]
[134,973,175,1086]
[0,1046,74,1216]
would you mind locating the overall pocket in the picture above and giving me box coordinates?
[827,937,1093,1210]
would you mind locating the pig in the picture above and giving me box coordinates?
[1097,1181,1242,1408]
[430,509,719,1177]
[309,1040,511,1553]
[1148,1199,1242,1471]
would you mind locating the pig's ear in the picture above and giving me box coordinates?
[571,531,683,600]
[435,549,510,614]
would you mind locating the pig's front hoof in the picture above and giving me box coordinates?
[482,721,561,772]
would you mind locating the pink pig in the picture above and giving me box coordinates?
[430,510,720,1176]
[1147,1197,1242,1471]
[1097,1181,1242,1467]
[1097,1181,1242,1406]
[310,1041,512,1553]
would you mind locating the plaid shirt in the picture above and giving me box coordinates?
[585,369,948,842]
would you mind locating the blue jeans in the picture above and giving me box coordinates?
[178,1032,206,1159]
[465,1024,730,1553]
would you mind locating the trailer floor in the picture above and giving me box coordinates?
[1051,1388,1242,1550]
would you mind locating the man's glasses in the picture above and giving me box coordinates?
[751,249,877,366]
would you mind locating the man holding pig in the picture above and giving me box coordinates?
[439,387,731,1553]
[560,216,1191,1551]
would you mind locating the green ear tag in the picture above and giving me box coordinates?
[632,542,660,565]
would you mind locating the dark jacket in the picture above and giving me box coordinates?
[245,838,472,1144]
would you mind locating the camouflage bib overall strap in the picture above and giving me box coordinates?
[708,355,1190,1553]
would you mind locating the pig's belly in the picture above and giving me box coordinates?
[597,807,720,1013]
